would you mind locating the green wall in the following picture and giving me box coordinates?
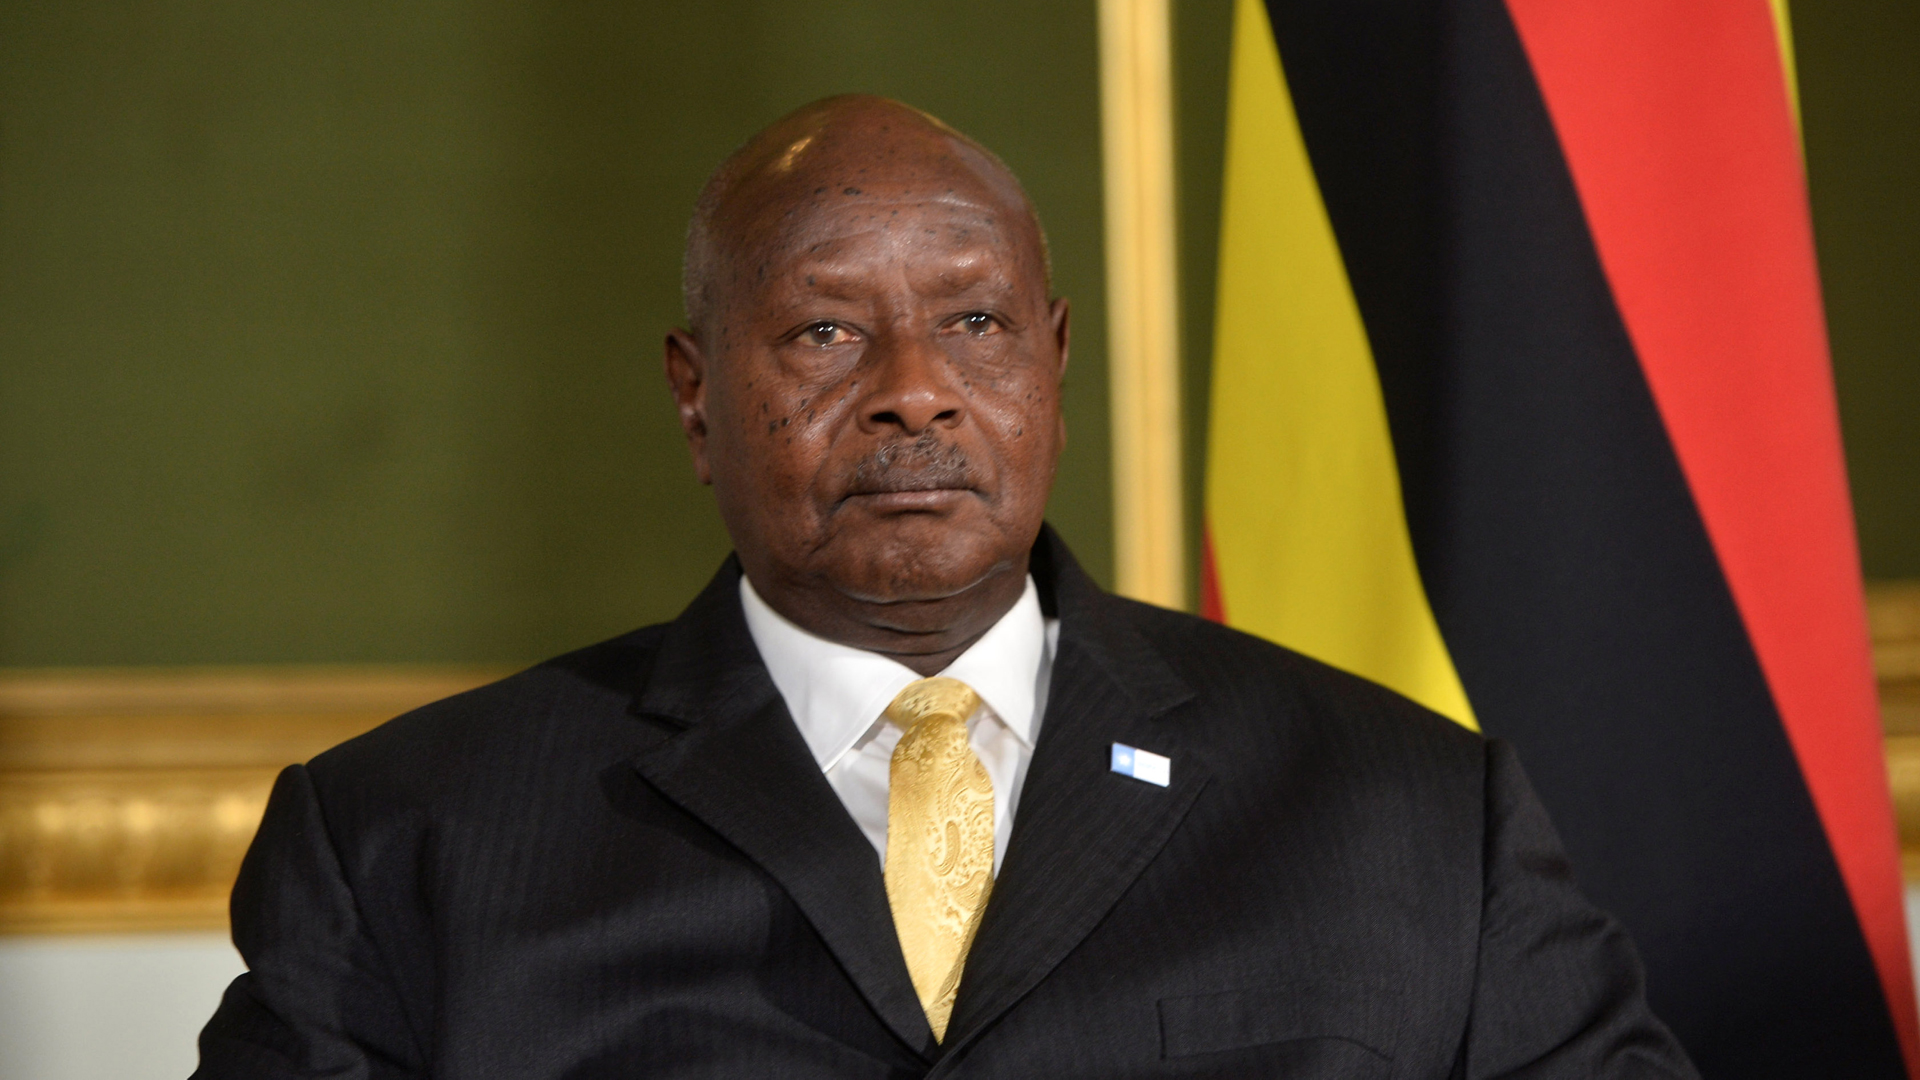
[3,1,1911,668]
[1798,0,1920,580]
[1173,0,1233,608]
[0,1,1111,666]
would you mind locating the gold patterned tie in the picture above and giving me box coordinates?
[883,676,995,1042]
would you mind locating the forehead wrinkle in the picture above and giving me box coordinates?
[752,201,1019,296]
[750,185,1009,249]
[780,215,1015,281]
[784,253,1010,308]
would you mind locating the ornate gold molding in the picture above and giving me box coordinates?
[1099,0,1187,611]
[3,584,1917,935]
[1869,582,1920,878]
[0,666,508,933]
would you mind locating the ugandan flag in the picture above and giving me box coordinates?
[1200,0,1915,1075]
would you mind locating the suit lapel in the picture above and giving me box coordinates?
[627,561,937,1059]
[939,538,1208,1054]
[622,537,1209,1063]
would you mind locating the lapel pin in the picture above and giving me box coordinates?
[1110,742,1171,787]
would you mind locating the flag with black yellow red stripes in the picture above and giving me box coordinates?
[1201,1,1915,1076]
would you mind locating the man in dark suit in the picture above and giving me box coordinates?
[195,95,1696,1078]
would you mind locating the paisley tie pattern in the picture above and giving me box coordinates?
[883,676,995,1042]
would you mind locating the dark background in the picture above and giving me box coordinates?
[0,0,1910,667]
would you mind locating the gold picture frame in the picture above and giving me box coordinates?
[0,666,508,933]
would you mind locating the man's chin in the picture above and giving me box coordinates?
[815,517,1023,611]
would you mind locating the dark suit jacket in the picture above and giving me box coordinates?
[196,530,1696,1079]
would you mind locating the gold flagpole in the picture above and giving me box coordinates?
[1099,0,1186,610]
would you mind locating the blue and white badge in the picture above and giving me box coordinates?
[1110,742,1171,787]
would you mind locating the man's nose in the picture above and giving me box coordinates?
[857,332,965,435]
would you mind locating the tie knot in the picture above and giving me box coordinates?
[886,676,980,733]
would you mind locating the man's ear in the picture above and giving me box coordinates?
[1049,297,1071,378]
[1049,297,1071,449]
[664,329,713,485]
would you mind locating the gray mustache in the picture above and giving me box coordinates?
[847,434,974,494]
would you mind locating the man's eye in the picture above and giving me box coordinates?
[960,313,999,335]
[802,322,849,347]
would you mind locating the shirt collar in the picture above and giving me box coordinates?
[739,573,1047,771]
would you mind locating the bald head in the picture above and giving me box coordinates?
[681,95,1050,340]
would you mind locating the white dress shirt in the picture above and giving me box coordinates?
[739,574,1058,873]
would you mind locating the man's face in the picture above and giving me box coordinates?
[671,167,1068,630]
